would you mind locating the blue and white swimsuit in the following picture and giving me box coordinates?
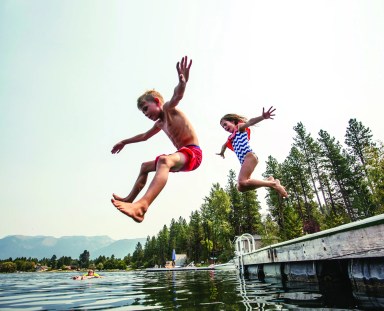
[226,128,253,165]
[232,131,253,164]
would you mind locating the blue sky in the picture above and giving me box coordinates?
[1,0,383,240]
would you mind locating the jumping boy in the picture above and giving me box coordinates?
[111,56,202,223]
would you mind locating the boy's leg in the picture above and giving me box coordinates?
[111,152,187,222]
[237,153,288,197]
[113,160,156,203]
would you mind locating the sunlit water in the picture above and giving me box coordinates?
[0,270,365,310]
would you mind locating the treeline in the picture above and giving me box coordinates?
[276,119,384,236]
[0,250,133,273]
[131,118,384,268]
[1,119,382,272]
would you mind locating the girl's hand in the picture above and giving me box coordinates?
[216,152,225,159]
[262,106,276,120]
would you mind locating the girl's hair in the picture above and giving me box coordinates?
[220,113,248,125]
[137,89,164,110]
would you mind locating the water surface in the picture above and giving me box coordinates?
[0,270,363,310]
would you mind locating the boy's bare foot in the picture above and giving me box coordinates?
[111,199,146,223]
[274,179,288,198]
[112,193,132,203]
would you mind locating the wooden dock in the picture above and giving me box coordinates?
[234,214,384,309]
[237,214,384,266]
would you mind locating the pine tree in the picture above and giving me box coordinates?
[345,119,375,187]
[240,190,262,235]
[260,214,280,246]
[264,156,287,230]
[143,235,157,268]
[200,183,232,263]
[282,205,303,240]
[157,225,170,265]
[131,243,144,268]
[187,211,204,264]
[293,122,326,214]
[366,142,384,212]
[318,130,356,221]
[225,170,243,235]
[345,119,380,215]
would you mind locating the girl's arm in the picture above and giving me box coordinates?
[238,106,276,131]
[216,142,228,159]
[111,124,161,154]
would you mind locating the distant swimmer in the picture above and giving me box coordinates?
[72,269,102,280]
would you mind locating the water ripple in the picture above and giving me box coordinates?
[0,270,367,310]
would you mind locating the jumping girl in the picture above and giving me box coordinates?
[216,106,288,198]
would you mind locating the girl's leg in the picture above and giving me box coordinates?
[111,152,187,222]
[113,160,156,203]
[237,153,269,192]
[237,153,288,197]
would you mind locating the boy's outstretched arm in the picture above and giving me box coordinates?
[111,124,161,154]
[168,56,192,108]
[238,106,276,130]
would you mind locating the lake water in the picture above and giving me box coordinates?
[0,270,368,310]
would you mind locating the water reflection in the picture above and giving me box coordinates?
[243,273,357,310]
[141,270,241,309]
[0,270,380,310]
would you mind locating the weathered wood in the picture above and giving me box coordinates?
[234,217,384,310]
[240,214,384,266]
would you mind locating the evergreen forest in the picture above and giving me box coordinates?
[1,119,383,272]
[131,118,384,268]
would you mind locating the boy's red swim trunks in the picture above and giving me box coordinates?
[177,144,202,172]
[155,144,202,172]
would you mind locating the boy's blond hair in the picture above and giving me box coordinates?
[137,89,164,110]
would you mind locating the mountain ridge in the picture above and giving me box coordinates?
[0,235,146,260]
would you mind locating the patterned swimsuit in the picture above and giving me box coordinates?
[226,128,253,165]
[232,131,253,164]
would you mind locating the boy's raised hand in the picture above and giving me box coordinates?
[177,56,192,83]
[262,106,276,120]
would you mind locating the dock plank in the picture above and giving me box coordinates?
[240,214,384,265]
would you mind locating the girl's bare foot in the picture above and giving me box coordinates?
[112,193,131,203]
[111,199,146,223]
[274,179,288,198]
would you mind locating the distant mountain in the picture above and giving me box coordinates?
[0,235,146,260]
[92,238,147,259]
